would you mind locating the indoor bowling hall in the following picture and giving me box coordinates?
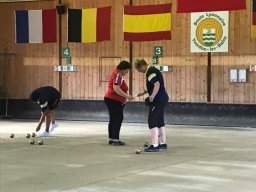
[0,0,256,192]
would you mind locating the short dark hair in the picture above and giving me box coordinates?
[29,90,40,102]
[135,59,147,69]
[117,60,131,70]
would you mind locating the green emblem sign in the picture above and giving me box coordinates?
[62,48,70,57]
[154,46,163,56]
[152,56,158,65]
[66,57,71,65]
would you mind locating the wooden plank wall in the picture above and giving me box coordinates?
[60,0,130,100]
[0,0,58,99]
[0,0,255,104]
[211,0,256,104]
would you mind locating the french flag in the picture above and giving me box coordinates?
[15,9,57,43]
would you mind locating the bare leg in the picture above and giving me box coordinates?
[158,126,166,144]
[45,110,52,132]
[150,127,159,146]
[51,111,55,124]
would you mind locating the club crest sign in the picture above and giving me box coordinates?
[191,11,229,52]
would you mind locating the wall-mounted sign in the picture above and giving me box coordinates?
[154,65,172,72]
[154,46,163,56]
[191,11,229,52]
[249,64,256,72]
[238,69,246,82]
[230,69,247,83]
[54,65,78,72]
[66,57,71,65]
[152,56,158,65]
[62,48,70,58]
[230,69,238,82]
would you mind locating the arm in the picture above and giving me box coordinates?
[149,81,160,102]
[137,90,148,97]
[36,110,47,132]
[113,85,133,101]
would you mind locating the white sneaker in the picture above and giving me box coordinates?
[49,123,58,132]
[37,131,50,137]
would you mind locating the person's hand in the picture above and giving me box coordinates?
[149,95,154,102]
[144,97,150,106]
[127,95,134,101]
[137,92,145,97]
[137,90,147,97]
[36,126,41,132]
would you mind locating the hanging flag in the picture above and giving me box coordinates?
[252,0,256,38]
[177,0,246,13]
[123,4,172,41]
[68,7,111,43]
[15,9,56,43]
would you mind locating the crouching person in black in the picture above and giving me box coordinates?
[29,86,60,137]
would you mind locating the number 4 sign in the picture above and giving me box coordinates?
[62,48,70,58]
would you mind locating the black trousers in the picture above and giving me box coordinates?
[104,97,125,140]
[148,100,167,129]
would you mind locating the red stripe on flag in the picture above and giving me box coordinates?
[253,13,256,25]
[124,4,171,15]
[42,9,57,43]
[96,6,111,41]
[177,0,246,13]
[124,31,171,41]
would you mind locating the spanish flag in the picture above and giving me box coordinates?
[68,7,111,43]
[252,0,256,38]
[177,0,246,13]
[123,4,172,41]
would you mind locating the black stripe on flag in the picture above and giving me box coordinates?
[68,9,82,42]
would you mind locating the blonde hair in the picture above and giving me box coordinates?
[134,59,147,69]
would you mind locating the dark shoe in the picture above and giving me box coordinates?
[112,141,126,146]
[108,140,114,145]
[158,143,168,149]
[144,145,160,152]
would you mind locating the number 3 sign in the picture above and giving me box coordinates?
[154,46,163,56]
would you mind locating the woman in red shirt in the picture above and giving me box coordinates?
[104,60,133,146]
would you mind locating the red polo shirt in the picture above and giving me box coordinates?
[104,69,128,103]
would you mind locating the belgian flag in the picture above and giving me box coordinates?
[68,7,111,43]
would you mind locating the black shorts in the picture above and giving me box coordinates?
[41,98,60,112]
[148,100,167,129]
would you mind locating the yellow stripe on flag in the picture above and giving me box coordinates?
[252,25,256,38]
[82,8,97,43]
[124,13,171,33]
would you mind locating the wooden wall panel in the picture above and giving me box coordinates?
[212,55,256,104]
[61,0,129,100]
[0,0,255,104]
[0,1,58,99]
